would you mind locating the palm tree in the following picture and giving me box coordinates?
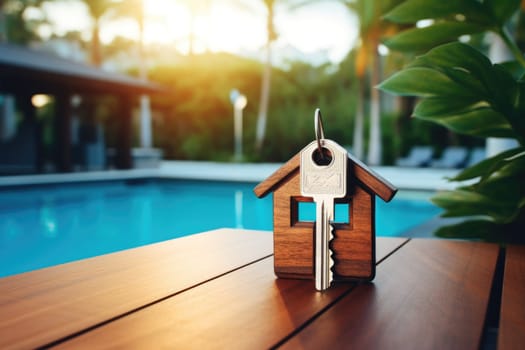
[254,0,277,152]
[110,0,147,77]
[338,0,401,165]
[226,0,277,152]
[292,0,400,164]
[113,0,154,148]
[349,0,383,164]
[83,0,115,66]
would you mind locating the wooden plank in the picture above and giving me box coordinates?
[0,229,272,350]
[498,245,525,350]
[53,237,407,349]
[281,239,499,350]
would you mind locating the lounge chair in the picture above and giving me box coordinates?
[395,146,433,167]
[430,147,469,168]
[465,147,486,167]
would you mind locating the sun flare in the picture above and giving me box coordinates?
[42,0,357,63]
[110,0,267,54]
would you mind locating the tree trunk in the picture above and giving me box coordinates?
[367,50,382,165]
[138,0,146,80]
[91,20,102,66]
[137,0,152,149]
[188,7,196,56]
[352,76,365,159]
[255,44,271,152]
[255,2,275,153]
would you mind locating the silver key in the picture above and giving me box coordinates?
[300,139,347,291]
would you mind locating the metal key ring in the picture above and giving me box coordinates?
[314,108,325,154]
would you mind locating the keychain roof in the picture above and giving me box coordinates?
[254,145,397,202]
[255,109,396,201]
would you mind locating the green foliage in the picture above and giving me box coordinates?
[2,0,46,44]
[384,23,487,52]
[143,48,447,164]
[380,0,525,243]
[383,0,521,54]
[148,53,356,163]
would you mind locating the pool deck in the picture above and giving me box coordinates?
[0,160,462,191]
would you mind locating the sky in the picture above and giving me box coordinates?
[37,0,358,64]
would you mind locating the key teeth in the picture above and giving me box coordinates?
[329,222,335,273]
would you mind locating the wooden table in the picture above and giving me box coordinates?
[0,228,523,349]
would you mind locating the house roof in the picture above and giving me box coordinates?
[0,43,164,95]
[254,152,397,202]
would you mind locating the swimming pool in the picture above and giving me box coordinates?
[0,179,440,277]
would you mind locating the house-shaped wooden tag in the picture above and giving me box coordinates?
[254,151,397,281]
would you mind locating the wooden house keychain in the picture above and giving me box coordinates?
[254,109,397,291]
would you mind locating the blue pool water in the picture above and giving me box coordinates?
[0,179,440,277]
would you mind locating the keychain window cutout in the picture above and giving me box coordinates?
[297,201,350,224]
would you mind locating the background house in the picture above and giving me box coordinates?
[0,44,163,174]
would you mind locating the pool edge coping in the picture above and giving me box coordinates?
[0,160,463,192]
